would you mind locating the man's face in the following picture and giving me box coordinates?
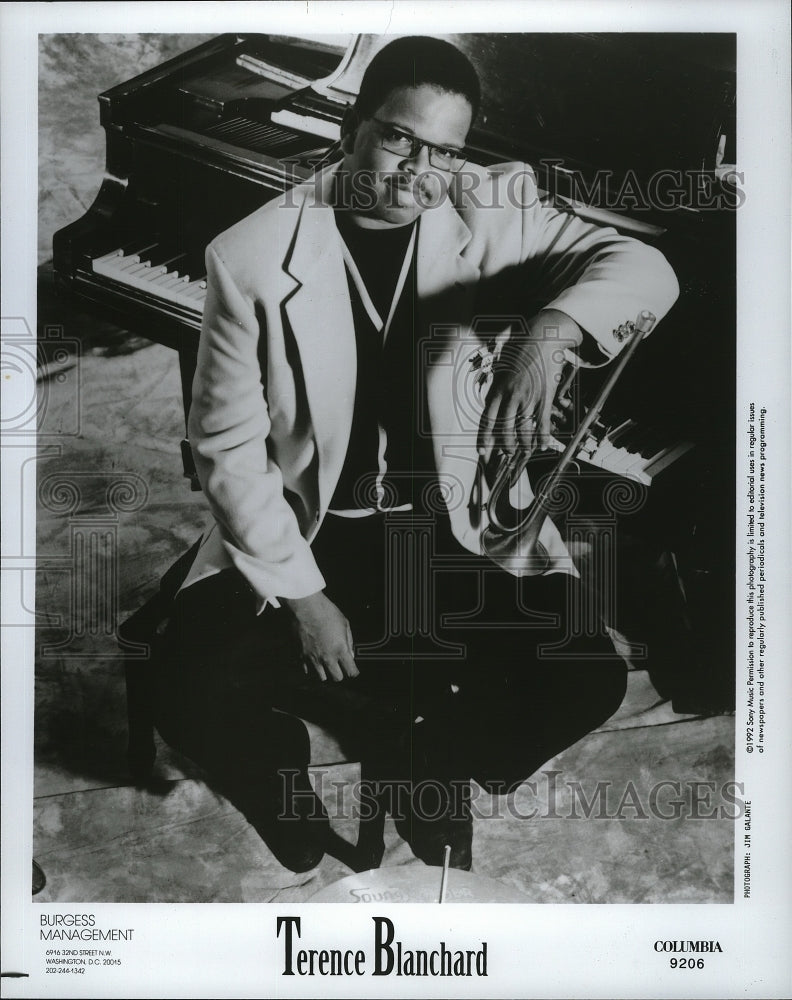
[340,83,473,228]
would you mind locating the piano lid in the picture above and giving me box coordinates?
[275,32,735,192]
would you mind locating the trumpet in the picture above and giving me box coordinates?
[481,310,656,565]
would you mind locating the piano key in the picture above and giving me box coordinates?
[621,427,667,469]
[173,292,207,309]
[137,270,182,291]
[128,266,186,295]
[182,248,211,278]
[632,421,667,453]
[119,260,155,277]
[94,245,158,277]
[624,421,656,450]
[641,440,695,480]
[109,255,144,271]
[167,274,193,293]
[157,278,206,309]
[603,446,647,477]
[142,244,182,268]
[93,238,157,265]
[135,253,186,281]
[119,242,160,263]
[180,279,208,300]
[148,271,188,289]
[139,265,170,280]
[605,418,637,447]
[590,443,637,475]
[612,426,654,461]
[568,413,694,483]
[586,434,621,465]
[160,252,188,271]
[575,434,599,458]
[93,247,126,266]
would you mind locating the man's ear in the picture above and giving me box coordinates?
[340,106,360,153]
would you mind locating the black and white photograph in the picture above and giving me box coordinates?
[2,2,790,997]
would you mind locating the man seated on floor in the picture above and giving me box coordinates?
[150,36,679,874]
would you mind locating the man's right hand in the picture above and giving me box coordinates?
[281,591,359,682]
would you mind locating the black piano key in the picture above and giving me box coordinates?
[116,243,161,270]
[605,419,636,447]
[176,248,208,283]
[162,252,188,270]
[634,426,668,460]
[139,243,183,268]
[619,422,654,456]
[140,253,189,283]
[114,237,159,258]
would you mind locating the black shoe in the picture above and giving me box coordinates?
[395,778,473,871]
[251,769,329,874]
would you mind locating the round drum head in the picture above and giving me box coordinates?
[310,866,529,903]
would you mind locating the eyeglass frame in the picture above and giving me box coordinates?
[368,116,468,173]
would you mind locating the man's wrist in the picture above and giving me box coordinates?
[280,591,325,615]
[529,309,584,349]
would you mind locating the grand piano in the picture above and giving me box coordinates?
[53,32,737,710]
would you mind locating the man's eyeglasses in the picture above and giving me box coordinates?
[370,118,467,173]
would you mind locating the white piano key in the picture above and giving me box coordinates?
[93,247,125,265]
[587,436,620,466]
[621,443,667,475]
[93,256,135,278]
[601,445,643,475]
[107,255,141,271]
[145,269,176,285]
[165,280,205,308]
[149,271,186,289]
[132,271,179,292]
[120,261,156,280]
[180,279,207,299]
[137,264,172,283]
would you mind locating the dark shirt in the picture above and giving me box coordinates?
[329,212,435,513]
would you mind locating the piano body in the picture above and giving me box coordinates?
[53,31,737,707]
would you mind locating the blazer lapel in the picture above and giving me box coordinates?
[418,192,482,445]
[282,166,357,513]
[416,193,480,302]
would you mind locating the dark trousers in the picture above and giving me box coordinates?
[152,511,626,821]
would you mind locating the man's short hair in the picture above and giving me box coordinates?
[355,36,481,122]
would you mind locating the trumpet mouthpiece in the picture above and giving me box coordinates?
[637,310,656,336]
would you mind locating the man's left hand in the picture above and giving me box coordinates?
[477,309,583,462]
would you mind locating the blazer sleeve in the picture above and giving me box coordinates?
[188,245,326,610]
[500,164,680,361]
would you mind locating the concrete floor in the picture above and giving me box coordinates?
[32,265,735,903]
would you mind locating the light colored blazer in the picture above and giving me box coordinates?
[181,160,679,608]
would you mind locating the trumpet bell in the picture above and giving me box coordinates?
[479,450,558,571]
